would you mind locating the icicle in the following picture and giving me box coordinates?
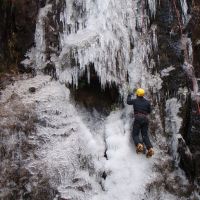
[57,0,135,91]
[148,0,157,18]
[87,65,90,84]
[35,5,52,69]
[180,0,189,25]
[152,25,158,49]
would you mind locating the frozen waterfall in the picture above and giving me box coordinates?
[8,0,196,199]
[23,0,160,95]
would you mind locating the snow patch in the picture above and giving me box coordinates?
[161,66,175,77]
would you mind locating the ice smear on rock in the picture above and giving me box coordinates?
[180,0,190,25]
[22,5,52,69]
[165,98,182,165]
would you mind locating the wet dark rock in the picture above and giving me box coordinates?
[191,1,200,77]
[180,97,200,185]
[188,102,200,180]
[104,149,108,160]
[147,157,194,198]
[178,137,194,180]
[36,118,48,127]
[194,153,200,183]
[154,0,200,188]
[0,0,40,73]
[102,171,107,180]
[156,0,186,94]
[72,178,82,183]
[76,184,92,192]
[43,62,57,79]
[70,64,121,115]
[39,0,47,8]
[0,74,16,90]
[186,3,200,182]
[155,1,185,129]
[29,87,36,93]
[58,197,73,200]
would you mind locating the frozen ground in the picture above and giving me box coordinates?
[1,75,159,200]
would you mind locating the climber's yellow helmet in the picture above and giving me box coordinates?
[136,88,145,97]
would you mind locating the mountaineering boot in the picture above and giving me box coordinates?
[146,148,154,158]
[136,143,144,154]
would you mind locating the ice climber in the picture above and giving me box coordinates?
[127,88,154,158]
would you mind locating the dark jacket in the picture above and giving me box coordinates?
[127,94,151,114]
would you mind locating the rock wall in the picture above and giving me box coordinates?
[183,0,200,185]
[155,0,186,127]
[0,0,40,73]
[155,0,200,187]
[192,0,200,77]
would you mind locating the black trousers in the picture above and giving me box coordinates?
[132,115,153,150]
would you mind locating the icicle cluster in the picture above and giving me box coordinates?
[22,0,159,96]
[56,0,136,91]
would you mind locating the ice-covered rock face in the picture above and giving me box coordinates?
[23,0,161,96]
